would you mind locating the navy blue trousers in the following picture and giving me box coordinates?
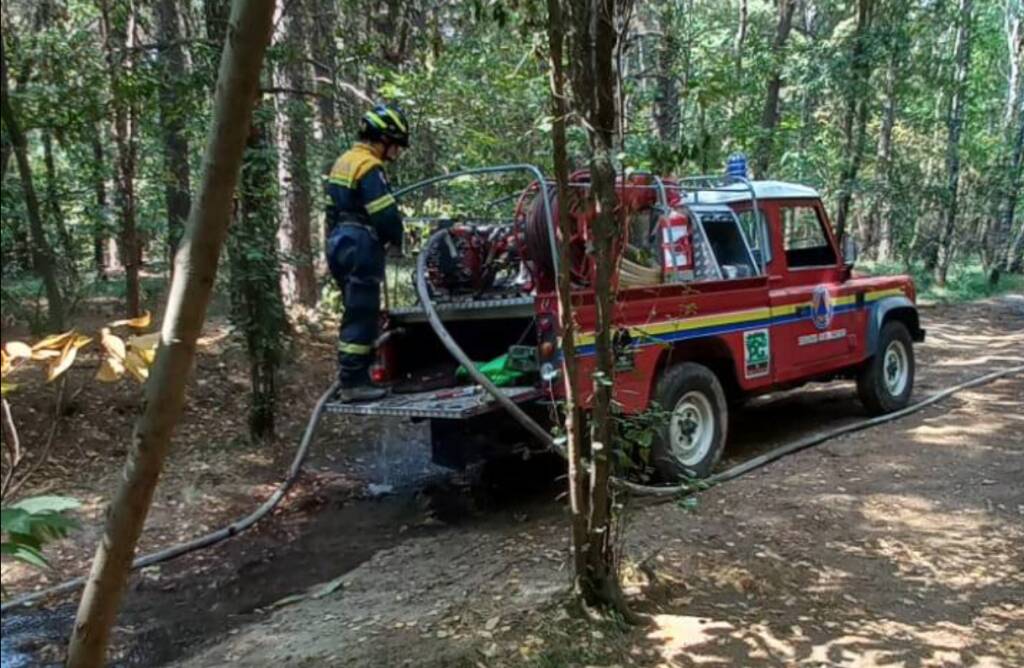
[327,224,384,386]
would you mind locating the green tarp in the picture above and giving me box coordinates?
[456,354,525,387]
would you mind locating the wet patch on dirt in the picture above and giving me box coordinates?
[1,419,566,666]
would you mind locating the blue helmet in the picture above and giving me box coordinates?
[360,104,410,148]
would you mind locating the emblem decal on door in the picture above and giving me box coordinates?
[744,328,770,379]
[811,285,834,331]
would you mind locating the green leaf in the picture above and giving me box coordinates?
[0,508,31,535]
[10,495,81,514]
[7,531,42,551]
[0,541,50,569]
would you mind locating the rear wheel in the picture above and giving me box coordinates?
[857,320,915,415]
[650,363,728,481]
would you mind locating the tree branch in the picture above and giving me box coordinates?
[5,376,66,500]
[1,397,22,499]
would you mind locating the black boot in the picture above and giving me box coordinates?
[338,384,388,403]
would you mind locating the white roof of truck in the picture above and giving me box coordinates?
[682,180,819,204]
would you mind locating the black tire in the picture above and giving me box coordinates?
[857,320,915,415]
[650,363,728,481]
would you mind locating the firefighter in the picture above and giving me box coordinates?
[325,104,409,402]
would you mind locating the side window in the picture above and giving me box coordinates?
[781,206,837,267]
[736,209,769,266]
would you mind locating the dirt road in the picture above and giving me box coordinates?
[168,296,1022,667]
[3,296,1022,667]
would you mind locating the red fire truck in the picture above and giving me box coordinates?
[327,166,925,481]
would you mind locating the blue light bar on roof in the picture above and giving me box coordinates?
[726,153,748,179]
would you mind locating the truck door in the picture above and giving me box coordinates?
[768,200,857,382]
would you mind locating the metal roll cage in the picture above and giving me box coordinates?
[392,164,769,281]
[393,164,560,278]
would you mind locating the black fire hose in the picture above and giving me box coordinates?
[416,230,1024,499]
[0,381,340,613]
[614,362,1024,497]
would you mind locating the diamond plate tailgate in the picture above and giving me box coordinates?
[324,385,543,419]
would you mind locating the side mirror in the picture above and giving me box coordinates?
[842,235,859,268]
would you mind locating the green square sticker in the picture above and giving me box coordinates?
[744,329,770,378]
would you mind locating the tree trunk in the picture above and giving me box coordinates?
[652,2,679,144]
[872,53,899,262]
[911,84,950,269]
[934,0,974,286]
[65,2,275,665]
[565,0,633,614]
[2,3,38,190]
[101,0,142,317]
[754,0,797,177]
[1,39,65,331]
[204,0,231,58]
[42,129,78,281]
[735,0,749,76]
[311,0,341,268]
[1,132,11,185]
[276,0,318,309]
[156,0,193,273]
[992,107,1024,283]
[231,98,288,440]
[833,0,875,243]
[91,132,110,280]
[989,2,1023,284]
[311,0,340,150]
[1008,216,1024,273]
[546,0,589,588]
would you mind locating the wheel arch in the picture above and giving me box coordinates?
[653,336,742,405]
[868,297,925,356]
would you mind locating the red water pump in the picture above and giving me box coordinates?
[422,222,522,297]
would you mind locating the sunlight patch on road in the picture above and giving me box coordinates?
[646,613,1011,667]
[860,494,1021,591]
[646,614,738,664]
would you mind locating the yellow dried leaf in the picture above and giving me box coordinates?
[124,349,150,383]
[128,332,160,352]
[110,311,152,330]
[4,341,33,359]
[47,339,79,382]
[31,349,61,361]
[32,330,76,352]
[1,381,16,396]
[100,329,127,361]
[128,333,160,365]
[95,357,125,383]
[72,335,93,349]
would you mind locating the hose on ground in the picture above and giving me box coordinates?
[0,381,341,613]
[416,229,1024,499]
[614,362,1024,497]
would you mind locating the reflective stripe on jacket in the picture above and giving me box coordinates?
[326,143,403,249]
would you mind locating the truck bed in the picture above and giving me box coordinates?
[324,385,542,419]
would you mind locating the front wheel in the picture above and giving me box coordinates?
[857,320,915,415]
[650,363,728,481]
